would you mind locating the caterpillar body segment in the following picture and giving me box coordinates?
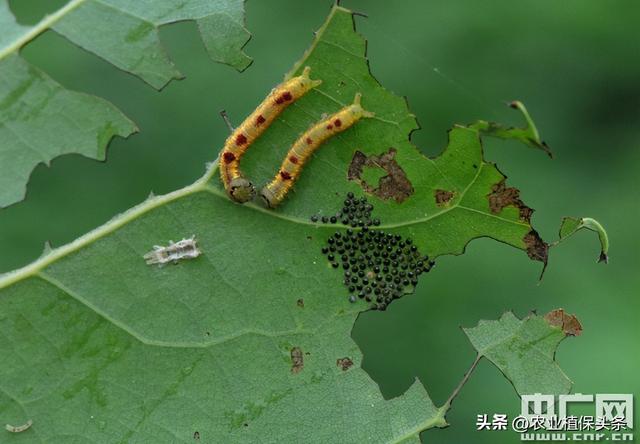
[260,93,374,208]
[219,67,322,203]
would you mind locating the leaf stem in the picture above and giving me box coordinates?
[393,352,483,442]
[0,0,87,62]
[441,353,482,411]
[0,160,219,290]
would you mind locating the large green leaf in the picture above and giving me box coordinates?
[0,6,591,442]
[0,0,252,208]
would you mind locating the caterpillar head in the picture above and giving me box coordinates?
[259,186,279,209]
[229,177,255,203]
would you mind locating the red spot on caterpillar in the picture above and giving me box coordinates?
[334,119,342,127]
[275,91,293,104]
[236,134,248,146]
[326,124,333,130]
[256,115,266,126]
[289,156,299,164]
[306,137,313,145]
[280,171,292,180]
[223,152,236,163]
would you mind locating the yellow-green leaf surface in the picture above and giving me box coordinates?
[0,0,251,208]
[0,6,584,442]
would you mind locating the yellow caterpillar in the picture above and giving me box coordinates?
[260,93,374,208]
[219,67,322,203]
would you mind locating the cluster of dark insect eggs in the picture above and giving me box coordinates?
[310,192,380,227]
[321,227,435,311]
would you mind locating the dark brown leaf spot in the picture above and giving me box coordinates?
[435,189,455,206]
[334,118,342,127]
[256,115,266,126]
[336,357,353,371]
[291,347,304,374]
[544,309,582,336]
[347,148,414,202]
[524,230,549,267]
[280,171,292,180]
[487,180,533,222]
[289,155,299,164]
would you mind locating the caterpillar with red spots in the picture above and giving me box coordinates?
[260,93,374,208]
[219,66,322,203]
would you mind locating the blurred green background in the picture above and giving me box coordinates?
[2,0,639,442]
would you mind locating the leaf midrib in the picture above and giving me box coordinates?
[1,2,530,289]
[0,159,527,291]
[0,0,86,61]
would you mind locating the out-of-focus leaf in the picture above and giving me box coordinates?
[0,53,136,208]
[0,0,252,208]
[52,0,252,88]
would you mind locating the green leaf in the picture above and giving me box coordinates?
[469,100,553,158]
[463,310,581,397]
[0,53,136,209]
[0,0,252,208]
[52,0,252,88]
[0,6,589,442]
[236,11,549,267]
[0,174,445,442]
[0,0,252,87]
[556,217,610,263]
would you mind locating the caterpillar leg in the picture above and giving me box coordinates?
[260,93,374,208]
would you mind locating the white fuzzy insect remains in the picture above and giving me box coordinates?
[144,236,202,266]
[5,419,33,433]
